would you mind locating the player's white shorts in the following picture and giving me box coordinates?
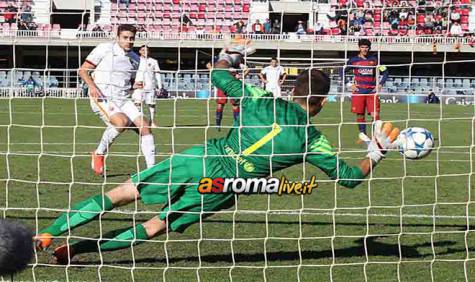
[132,89,156,105]
[90,98,142,125]
[266,84,281,98]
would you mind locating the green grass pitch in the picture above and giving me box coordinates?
[1,98,475,282]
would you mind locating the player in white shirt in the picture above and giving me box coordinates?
[132,45,162,127]
[79,24,156,176]
[259,57,287,97]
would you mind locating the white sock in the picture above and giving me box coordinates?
[141,134,156,168]
[149,106,155,123]
[95,126,121,155]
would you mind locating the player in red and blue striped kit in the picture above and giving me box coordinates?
[346,39,388,136]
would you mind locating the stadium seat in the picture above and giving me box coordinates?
[462,78,470,89]
[445,79,454,88]
[393,78,402,86]
[419,78,428,87]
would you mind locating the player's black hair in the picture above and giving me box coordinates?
[293,69,330,107]
[140,44,148,49]
[271,57,278,61]
[117,24,137,36]
[358,38,372,49]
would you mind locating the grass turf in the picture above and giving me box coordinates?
[1,98,475,282]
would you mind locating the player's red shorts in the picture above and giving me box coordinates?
[351,93,380,114]
[216,88,238,106]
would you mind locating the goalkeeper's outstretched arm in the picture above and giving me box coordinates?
[306,121,399,188]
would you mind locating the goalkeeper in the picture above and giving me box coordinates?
[35,43,400,264]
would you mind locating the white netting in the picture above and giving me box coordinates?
[1,0,475,281]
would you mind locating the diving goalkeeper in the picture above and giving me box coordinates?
[35,43,400,264]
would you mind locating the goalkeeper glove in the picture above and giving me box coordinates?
[218,40,256,68]
[359,120,400,164]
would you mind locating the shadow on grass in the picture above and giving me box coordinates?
[78,237,468,266]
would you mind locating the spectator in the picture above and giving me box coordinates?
[425,92,440,104]
[252,20,264,34]
[92,24,106,37]
[364,11,373,24]
[338,19,347,35]
[234,20,244,33]
[181,14,192,32]
[424,15,435,34]
[119,0,130,7]
[327,6,337,22]
[399,9,409,21]
[17,20,28,31]
[295,20,306,35]
[230,23,237,33]
[4,3,17,24]
[271,19,281,34]
[263,18,271,34]
[20,4,32,23]
[450,9,461,23]
[450,21,463,36]
[196,25,205,39]
[389,24,399,36]
[314,21,324,35]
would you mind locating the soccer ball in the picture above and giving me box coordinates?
[397,127,434,159]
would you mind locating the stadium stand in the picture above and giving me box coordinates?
[0,0,472,40]
[110,0,251,33]
[327,0,472,36]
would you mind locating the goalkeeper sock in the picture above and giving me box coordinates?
[141,134,155,168]
[39,194,113,236]
[149,106,156,124]
[357,117,366,134]
[216,108,223,127]
[96,126,120,155]
[72,224,148,255]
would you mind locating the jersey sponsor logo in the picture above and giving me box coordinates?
[357,68,374,75]
[224,145,255,172]
[198,176,317,195]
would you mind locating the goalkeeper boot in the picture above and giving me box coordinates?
[34,233,53,251]
[91,152,105,176]
[53,244,75,265]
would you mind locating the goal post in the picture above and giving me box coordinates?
[1,1,475,281]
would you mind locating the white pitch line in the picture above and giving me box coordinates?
[108,208,475,221]
[266,210,475,221]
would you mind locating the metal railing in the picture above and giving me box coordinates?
[0,30,471,45]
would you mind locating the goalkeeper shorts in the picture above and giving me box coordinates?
[130,146,236,233]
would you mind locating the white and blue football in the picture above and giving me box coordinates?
[397,127,434,159]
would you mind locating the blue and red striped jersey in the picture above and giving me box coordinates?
[346,55,388,94]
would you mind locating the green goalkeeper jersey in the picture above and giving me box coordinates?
[209,69,364,188]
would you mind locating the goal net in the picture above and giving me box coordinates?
[1,0,475,281]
